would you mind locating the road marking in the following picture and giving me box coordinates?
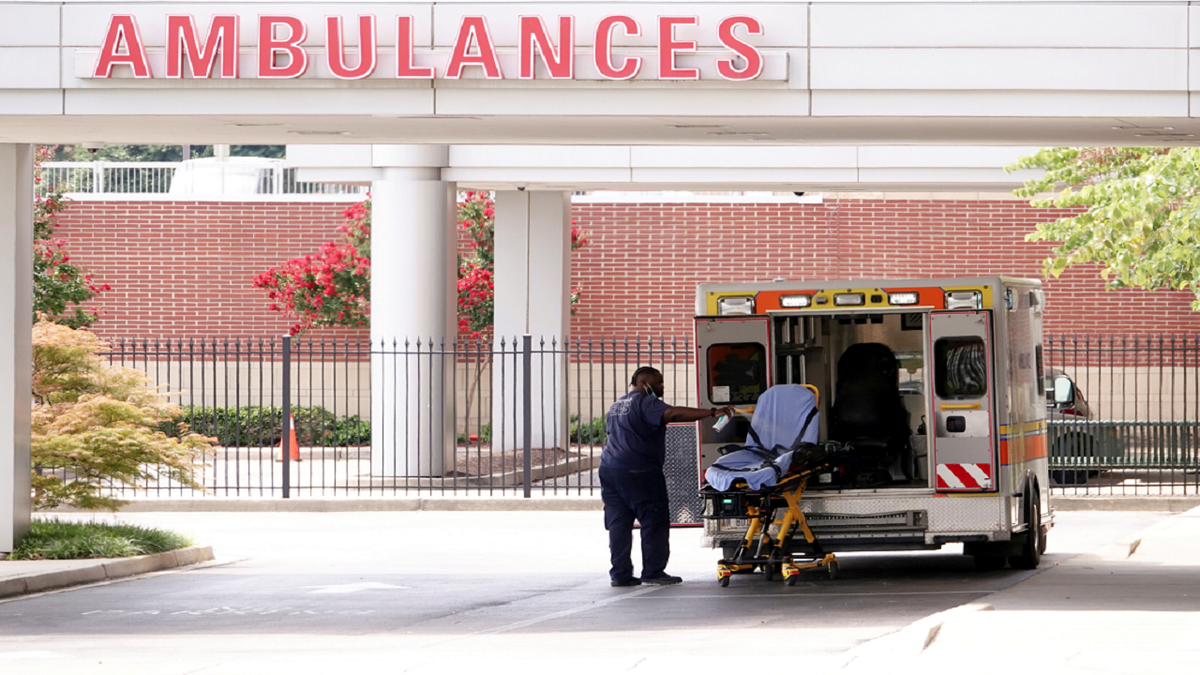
[629,590,996,599]
[305,582,410,594]
[478,585,664,635]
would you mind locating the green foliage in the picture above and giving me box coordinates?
[162,406,371,447]
[456,424,492,444]
[34,145,108,328]
[31,321,216,511]
[57,144,285,162]
[6,518,192,560]
[1008,147,1200,307]
[569,414,607,444]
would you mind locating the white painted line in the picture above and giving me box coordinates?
[479,585,665,635]
[627,590,996,599]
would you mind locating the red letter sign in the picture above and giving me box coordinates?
[716,16,763,81]
[445,16,502,79]
[518,16,574,79]
[258,15,308,78]
[94,15,152,78]
[594,16,640,80]
[657,16,698,80]
[166,15,239,79]
[326,15,377,80]
[396,15,434,78]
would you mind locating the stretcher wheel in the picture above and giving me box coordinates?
[828,560,839,581]
[785,575,798,587]
[763,564,776,581]
[720,576,730,588]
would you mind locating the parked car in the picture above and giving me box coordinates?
[1045,370,1125,485]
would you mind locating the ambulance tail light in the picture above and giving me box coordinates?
[888,292,919,306]
[833,293,865,306]
[718,296,755,315]
[945,290,983,310]
[779,294,812,308]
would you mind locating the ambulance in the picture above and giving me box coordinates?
[693,277,1051,570]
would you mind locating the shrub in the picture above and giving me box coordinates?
[6,519,192,560]
[570,415,607,445]
[162,405,371,447]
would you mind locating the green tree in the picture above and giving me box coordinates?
[34,145,109,328]
[57,145,285,162]
[1008,147,1200,307]
[31,320,216,511]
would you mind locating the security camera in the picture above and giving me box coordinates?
[517,185,527,191]
[80,142,104,154]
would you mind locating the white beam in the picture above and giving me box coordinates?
[0,144,32,554]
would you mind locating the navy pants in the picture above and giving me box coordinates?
[599,465,671,581]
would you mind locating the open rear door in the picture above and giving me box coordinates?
[694,316,772,475]
[929,311,997,492]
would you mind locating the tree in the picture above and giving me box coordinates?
[56,144,286,162]
[31,320,216,510]
[1008,147,1200,308]
[256,192,590,336]
[252,200,372,335]
[34,145,109,328]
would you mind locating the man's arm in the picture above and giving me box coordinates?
[662,404,737,424]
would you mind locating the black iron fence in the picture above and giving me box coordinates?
[94,335,694,498]
[1045,334,1200,496]
[72,332,1200,500]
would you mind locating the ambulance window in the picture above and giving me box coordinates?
[707,343,767,405]
[934,337,987,398]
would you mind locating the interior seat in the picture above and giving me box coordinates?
[829,343,912,484]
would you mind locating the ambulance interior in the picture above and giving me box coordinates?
[708,311,930,489]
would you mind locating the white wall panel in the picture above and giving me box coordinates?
[813,3,1186,48]
[631,167,860,183]
[0,48,60,89]
[0,90,62,115]
[0,4,60,47]
[631,145,857,168]
[858,146,1038,168]
[432,4,806,47]
[434,88,808,116]
[812,90,1189,117]
[63,87,435,115]
[450,145,630,167]
[811,48,1186,91]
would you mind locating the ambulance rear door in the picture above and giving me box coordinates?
[695,316,772,472]
[929,310,998,492]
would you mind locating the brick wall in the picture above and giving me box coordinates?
[55,197,1200,340]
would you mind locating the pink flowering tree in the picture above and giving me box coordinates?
[33,145,110,329]
[252,200,372,335]
[255,192,589,337]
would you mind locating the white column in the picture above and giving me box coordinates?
[0,145,33,554]
[369,146,457,477]
[492,191,571,453]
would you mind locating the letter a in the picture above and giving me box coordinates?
[94,15,152,78]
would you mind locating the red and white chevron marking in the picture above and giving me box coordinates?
[936,463,992,490]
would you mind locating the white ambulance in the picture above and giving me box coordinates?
[694,277,1051,570]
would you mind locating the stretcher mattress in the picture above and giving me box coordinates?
[704,384,819,492]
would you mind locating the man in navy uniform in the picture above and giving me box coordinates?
[601,366,736,586]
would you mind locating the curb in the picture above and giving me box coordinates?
[51,498,605,513]
[0,545,214,600]
[1050,496,1200,512]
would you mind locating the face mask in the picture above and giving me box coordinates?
[644,384,658,400]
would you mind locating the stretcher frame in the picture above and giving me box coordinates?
[703,446,842,587]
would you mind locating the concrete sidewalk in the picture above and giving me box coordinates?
[842,505,1200,673]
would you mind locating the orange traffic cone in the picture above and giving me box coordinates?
[276,413,300,462]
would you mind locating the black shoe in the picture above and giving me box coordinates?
[640,574,682,585]
[611,577,642,587]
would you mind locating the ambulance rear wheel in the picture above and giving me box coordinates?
[1010,494,1043,570]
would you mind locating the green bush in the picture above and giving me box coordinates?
[457,423,492,444]
[6,518,192,560]
[570,414,606,444]
[160,406,371,447]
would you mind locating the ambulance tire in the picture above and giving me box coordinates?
[1009,493,1043,570]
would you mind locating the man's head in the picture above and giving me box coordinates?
[630,366,665,398]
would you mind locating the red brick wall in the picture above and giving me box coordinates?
[55,198,1200,340]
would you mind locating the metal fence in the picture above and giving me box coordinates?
[38,160,366,197]
[1045,334,1200,496]
[85,335,693,499]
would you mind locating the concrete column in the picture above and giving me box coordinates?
[0,145,33,554]
[369,146,457,477]
[491,191,571,453]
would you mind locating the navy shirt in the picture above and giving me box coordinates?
[600,391,673,471]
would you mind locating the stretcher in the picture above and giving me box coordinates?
[699,384,847,587]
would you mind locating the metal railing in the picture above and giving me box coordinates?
[38,160,366,197]
[85,335,693,499]
[1045,334,1200,496]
